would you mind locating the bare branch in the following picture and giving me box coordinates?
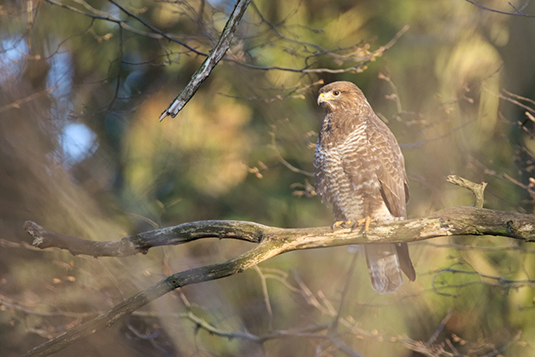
[0,85,59,114]
[227,24,409,74]
[253,266,274,330]
[328,253,358,336]
[183,310,330,342]
[378,72,403,116]
[425,309,453,346]
[25,207,535,258]
[446,175,487,208]
[159,0,252,121]
[465,0,535,17]
[270,129,314,177]
[23,220,267,257]
[22,206,535,356]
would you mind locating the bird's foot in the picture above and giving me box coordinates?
[331,217,375,233]
[355,216,375,232]
[331,220,353,231]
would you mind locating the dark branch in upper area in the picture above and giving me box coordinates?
[465,0,535,17]
[45,0,207,55]
[159,0,252,121]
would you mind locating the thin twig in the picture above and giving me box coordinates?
[425,309,453,346]
[378,72,403,115]
[328,252,358,335]
[108,0,206,55]
[254,266,274,331]
[0,85,59,114]
[464,0,535,17]
[270,130,314,177]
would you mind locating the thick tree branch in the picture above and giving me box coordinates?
[22,206,535,356]
[159,0,252,121]
[23,220,269,257]
[25,207,535,258]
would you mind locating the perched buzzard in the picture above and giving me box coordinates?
[314,81,415,294]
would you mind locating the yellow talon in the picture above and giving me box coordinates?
[332,217,375,232]
[331,220,353,230]
[357,216,374,231]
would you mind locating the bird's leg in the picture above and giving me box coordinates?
[331,217,376,232]
[351,216,375,232]
[331,220,353,231]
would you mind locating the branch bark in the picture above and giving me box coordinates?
[25,206,535,258]
[22,206,535,356]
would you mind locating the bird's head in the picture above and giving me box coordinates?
[317,81,367,112]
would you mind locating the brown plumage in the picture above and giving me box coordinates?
[314,81,415,294]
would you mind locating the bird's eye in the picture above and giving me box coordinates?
[333,90,340,96]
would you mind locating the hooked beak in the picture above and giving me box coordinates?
[317,92,333,105]
[317,92,325,105]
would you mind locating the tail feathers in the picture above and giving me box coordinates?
[365,244,404,294]
[397,242,416,282]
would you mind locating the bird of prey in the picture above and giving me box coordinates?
[314,81,415,294]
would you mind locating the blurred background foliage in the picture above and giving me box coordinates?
[1,0,535,356]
